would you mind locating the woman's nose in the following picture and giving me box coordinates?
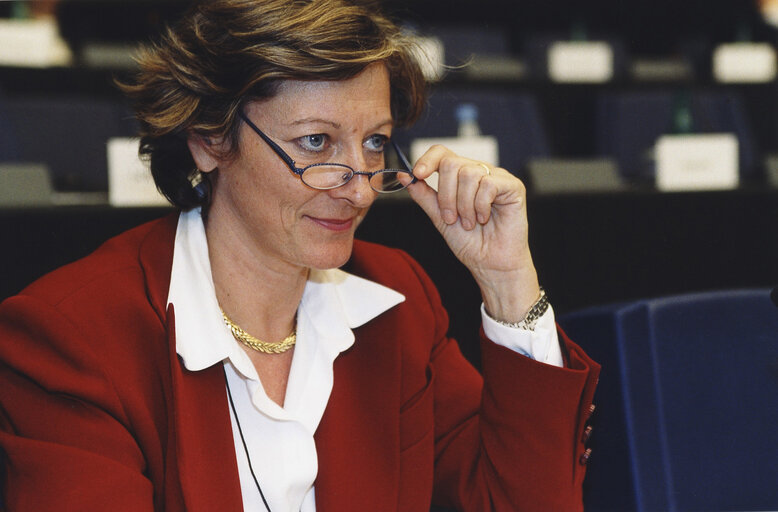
[328,147,378,205]
[329,170,377,206]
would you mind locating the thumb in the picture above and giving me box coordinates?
[404,178,445,228]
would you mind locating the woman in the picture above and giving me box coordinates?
[0,0,599,510]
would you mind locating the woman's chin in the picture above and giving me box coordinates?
[304,240,355,270]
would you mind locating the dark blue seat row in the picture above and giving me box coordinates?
[560,288,778,511]
[596,90,759,183]
[0,95,137,192]
[0,88,761,192]
[396,88,759,183]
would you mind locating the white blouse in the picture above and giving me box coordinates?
[167,208,560,511]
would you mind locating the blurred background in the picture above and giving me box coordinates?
[4,0,777,319]
[3,2,778,511]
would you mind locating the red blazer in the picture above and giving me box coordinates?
[0,213,599,511]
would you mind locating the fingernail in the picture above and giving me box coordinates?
[477,213,486,224]
[442,209,456,224]
[462,218,473,230]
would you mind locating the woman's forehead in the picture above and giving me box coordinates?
[275,62,388,94]
[249,64,392,126]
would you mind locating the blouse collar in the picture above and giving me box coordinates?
[167,208,406,376]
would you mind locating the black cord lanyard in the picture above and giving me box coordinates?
[224,366,272,512]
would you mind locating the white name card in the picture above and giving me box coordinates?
[713,43,777,83]
[0,18,72,67]
[655,134,739,191]
[547,41,614,83]
[410,136,499,191]
[108,137,170,206]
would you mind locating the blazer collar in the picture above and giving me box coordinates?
[136,212,243,510]
[137,211,178,323]
[165,305,244,511]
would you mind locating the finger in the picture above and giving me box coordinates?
[435,155,461,225]
[413,145,458,224]
[404,176,445,227]
[411,144,449,181]
[397,170,415,188]
[474,172,497,224]
[456,162,489,230]
[474,168,526,224]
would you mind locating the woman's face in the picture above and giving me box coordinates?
[204,62,392,273]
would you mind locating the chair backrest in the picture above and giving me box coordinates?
[559,288,778,512]
[395,89,549,177]
[0,89,19,162]
[0,97,138,192]
[595,90,758,182]
[422,23,511,66]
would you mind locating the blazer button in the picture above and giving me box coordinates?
[579,448,593,465]
[587,403,596,419]
[582,425,593,443]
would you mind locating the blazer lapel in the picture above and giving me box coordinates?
[166,305,244,511]
[138,212,177,322]
[313,321,401,511]
[138,214,243,510]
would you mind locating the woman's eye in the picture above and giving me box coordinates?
[365,134,388,152]
[298,134,327,152]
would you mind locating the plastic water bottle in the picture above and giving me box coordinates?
[671,91,694,134]
[456,103,481,138]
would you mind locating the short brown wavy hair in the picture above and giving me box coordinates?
[119,0,427,209]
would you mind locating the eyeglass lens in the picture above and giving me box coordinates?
[300,165,411,193]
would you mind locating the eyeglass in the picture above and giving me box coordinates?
[239,111,417,193]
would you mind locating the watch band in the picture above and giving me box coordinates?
[489,287,549,331]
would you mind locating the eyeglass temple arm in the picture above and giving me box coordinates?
[238,111,300,172]
[390,140,417,184]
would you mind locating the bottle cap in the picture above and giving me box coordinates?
[455,103,478,123]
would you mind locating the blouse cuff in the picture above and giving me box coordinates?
[480,303,564,367]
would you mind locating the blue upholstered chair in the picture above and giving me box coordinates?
[0,90,20,163]
[559,288,778,511]
[421,23,511,67]
[0,97,137,192]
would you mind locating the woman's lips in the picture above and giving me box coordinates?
[307,216,355,232]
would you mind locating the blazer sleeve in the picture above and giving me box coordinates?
[0,295,156,511]
[396,252,600,511]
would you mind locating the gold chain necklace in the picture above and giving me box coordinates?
[220,308,296,354]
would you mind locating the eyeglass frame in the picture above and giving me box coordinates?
[238,111,417,193]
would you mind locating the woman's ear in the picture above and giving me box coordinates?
[187,134,223,173]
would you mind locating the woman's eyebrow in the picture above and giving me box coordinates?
[287,118,394,132]
[369,119,395,132]
[289,118,341,129]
